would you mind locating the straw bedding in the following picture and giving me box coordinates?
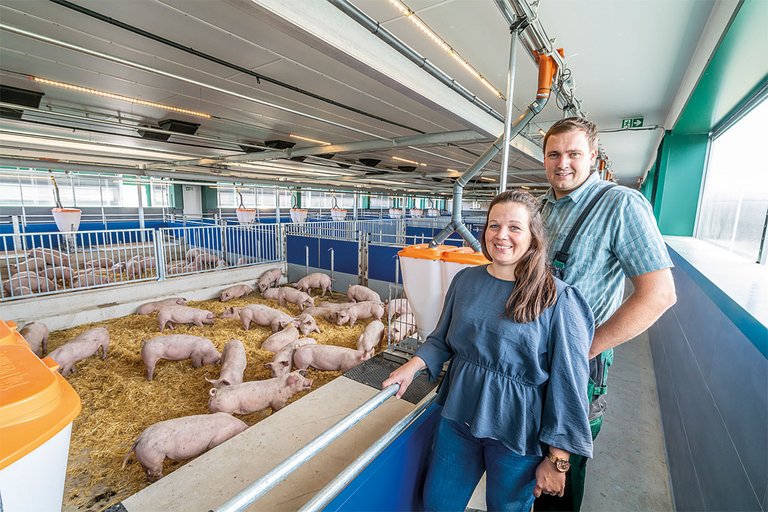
[49,291,372,512]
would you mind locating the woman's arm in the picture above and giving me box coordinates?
[533,447,571,497]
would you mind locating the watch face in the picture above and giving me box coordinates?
[556,459,570,472]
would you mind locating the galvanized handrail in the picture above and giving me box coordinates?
[211,384,401,512]
[299,393,437,512]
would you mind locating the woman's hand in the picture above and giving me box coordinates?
[533,457,566,498]
[382,356,426,399]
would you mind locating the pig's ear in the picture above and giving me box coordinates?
[286,374,297,385]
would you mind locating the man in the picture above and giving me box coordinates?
[535,117,677,511]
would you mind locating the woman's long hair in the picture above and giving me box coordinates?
[480,190,557,323]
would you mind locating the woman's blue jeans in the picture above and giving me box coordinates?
[423,417,540,512]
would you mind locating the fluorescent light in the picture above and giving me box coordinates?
[392,156,427,167]
[289,133,330,145]
[520,185,530,190]
[387,0,504,99]
[31,77,211,119]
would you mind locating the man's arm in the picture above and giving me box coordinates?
[589,268,676,358]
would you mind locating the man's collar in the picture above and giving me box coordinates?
[543,172,601,204]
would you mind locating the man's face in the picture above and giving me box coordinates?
[544,130,598,199]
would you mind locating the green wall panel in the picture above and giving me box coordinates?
[202,186,218,212]
[171,184,184,209]
[655,133,708,236]
[675,0,768,134]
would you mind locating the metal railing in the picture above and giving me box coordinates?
[0,223,282,301]
[284,219,405,241]
[212,384,406,512]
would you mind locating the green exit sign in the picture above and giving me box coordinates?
[621,117,644,128]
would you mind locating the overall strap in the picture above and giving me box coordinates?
[552,184,616,272]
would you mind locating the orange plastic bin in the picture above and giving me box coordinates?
[0,319,81,511]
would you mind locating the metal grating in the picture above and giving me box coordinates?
[343,353,439,405]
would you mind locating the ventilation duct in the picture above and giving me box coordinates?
[0,85,44,120]
[158,119,200,135]
[359,158,381,167]
[137,125,171,141]
[239,143,265,153]
[397,166,417,172]
[264,140,295,150]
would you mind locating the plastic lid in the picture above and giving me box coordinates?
[441,250,490,265]
[398,243,461,261]
[0,320,81,470]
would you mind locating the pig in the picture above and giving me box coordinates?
[157,306,215,331]
[28,247,70,267]
[266,338,317,377]
[19,321,50,357]
[42,266,74,283]
[110,261,127,273]
[166,262,192,275]
[208,370,313,415]
[193,252,223,265]
[301,306,338,322]
[7,285,31,297]
[386,298,412,319]
[386,313,417,343]
[293,312,320,336]
[277,287,314,310]
[333,302,385,326]
[260,287,279,300]
[122,412,247,482]
[141,335,221,381]
[293,344,368,373]
[347,284,382,303]
[84,257,115,270]
[47,327,110,376]
[260,324,300,353]
[219,283,255,302]
[10,257,46,274]
[205,339,246,388]
[256,267,283,293]
[185,248,212,262]
[136,297,188,315]
[316,301,357,311]
[126,257,156,278]
[4,273,55,294]
[228,304,293,332]
[71,270,111,287]
[357,320,386,359]
[292,272,333,296]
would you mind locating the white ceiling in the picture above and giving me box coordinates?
[0,0,732,198]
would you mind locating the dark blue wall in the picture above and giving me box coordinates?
[648,249,767,511]
[325,404,440,511]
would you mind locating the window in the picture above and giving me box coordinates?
[697,97,768,263]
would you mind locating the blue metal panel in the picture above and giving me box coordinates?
[324,404,441,511]
[287,235,320,266]
[368,244,402,283]
[320,238,358,274]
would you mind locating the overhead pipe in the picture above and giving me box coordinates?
[429,51,559,250]
[327,0,505,123]
[499,19,525,192]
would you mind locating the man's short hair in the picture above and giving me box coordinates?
[543,117,598,152]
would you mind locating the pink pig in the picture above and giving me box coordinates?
[293,344,368,373]
[266,338,316,377]
[122,412,247,482]
[205,339,246,388]
[208,370,313,415]
[19,321,50,357]
[386,298,412,319]
[135,297,188,315]
[157,306,215,331]
[277,287,315,310]
[141,334,221,381]
[220,283,255,302]
[260,324,300,353]
[347,285,382,303]
[292,272,333,296]
[357,320,386,359]
[333,302,385,326]
[256,267,283,293]
[48,327,110,376]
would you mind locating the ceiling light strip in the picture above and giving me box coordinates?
[386,0,504,99]
[31,77,212,119]
[289,134,331,145]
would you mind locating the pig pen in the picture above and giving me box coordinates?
[45,291,376,512]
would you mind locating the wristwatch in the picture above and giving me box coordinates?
[547,452,571,472]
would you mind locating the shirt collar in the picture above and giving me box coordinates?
[543,172,601,204]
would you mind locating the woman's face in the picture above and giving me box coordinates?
[484,201,532,272]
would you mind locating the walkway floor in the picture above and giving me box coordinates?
[468,331,674,511]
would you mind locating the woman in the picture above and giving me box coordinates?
[383,190,594,511]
